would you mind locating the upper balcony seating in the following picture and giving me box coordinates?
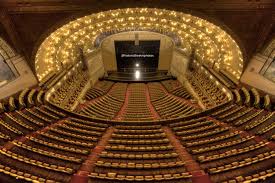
[219,69,239,87]
[235,87,273,111]
[263,94,272,111]
[207,67,235,89]
[27,89,37,107]
[232,89,242,105]
[18,89,29,109]
[250,88,260,108]
[90,124,191,183]
[240,87,251,106]
[36,90,45,105]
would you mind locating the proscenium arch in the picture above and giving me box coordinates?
[98,30,181,72]
[34,8,245,81]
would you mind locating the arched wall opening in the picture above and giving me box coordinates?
[98,31,176,72]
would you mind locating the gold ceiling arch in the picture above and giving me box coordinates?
[35,8,243,81]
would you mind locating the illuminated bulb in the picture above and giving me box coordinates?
[135,63,139,67]
[135,70,140,79]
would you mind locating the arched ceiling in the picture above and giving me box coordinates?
[35,8,244,81]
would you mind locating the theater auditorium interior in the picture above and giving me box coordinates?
[0,1,274,183]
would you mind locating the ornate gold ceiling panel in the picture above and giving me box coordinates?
[35,8,243,81]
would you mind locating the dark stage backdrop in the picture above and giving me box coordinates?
[115,40,160,72]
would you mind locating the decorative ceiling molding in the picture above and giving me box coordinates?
[0,1,273,75]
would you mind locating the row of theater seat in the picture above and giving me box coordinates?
[223,167,274,183]
[80,81,199,121]
[169,102,274,183]
[118,83,155,121]
[161,80,193,100]
[148,82,199,119]
[187,69,229,108]
[232,86,272,110]
[84,80,114,100]
[211,102,275,140]
[0,104,61,146]
[90,124,189,182]
[80,82,127,119]
[161,80,182,93]
[89,172,192,182]
[0,64,274,183]
[0,163,56,183]
[50,68,88,110]
[0,88,111,182]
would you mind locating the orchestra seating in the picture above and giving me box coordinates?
[0,64,274,183]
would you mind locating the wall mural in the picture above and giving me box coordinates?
[0,56,16,87]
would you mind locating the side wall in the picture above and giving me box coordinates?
[86,49,105,85]
[170,48,190,83]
